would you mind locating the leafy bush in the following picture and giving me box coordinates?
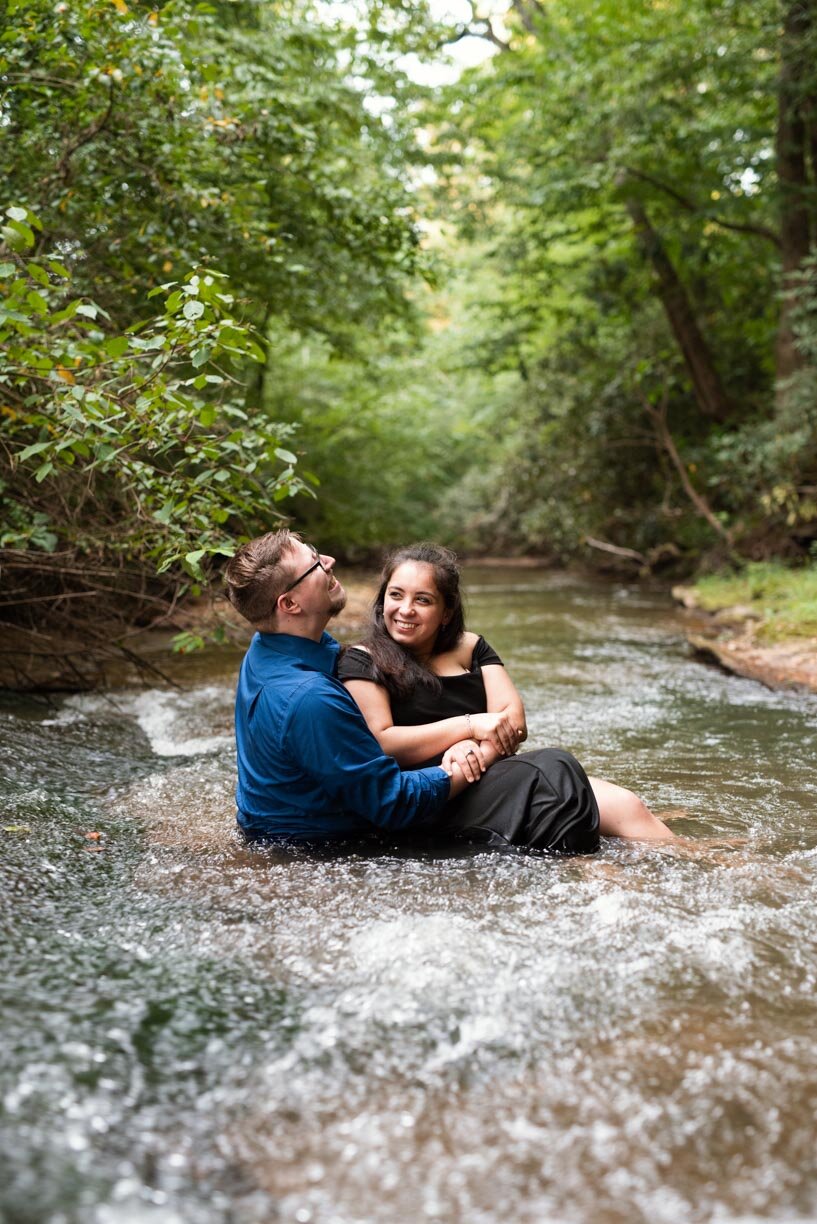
[0,205,305,632]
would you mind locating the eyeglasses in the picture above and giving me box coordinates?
[281,545,326,594]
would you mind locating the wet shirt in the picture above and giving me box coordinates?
[234,631,451,840]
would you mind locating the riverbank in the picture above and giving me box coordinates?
[4,560,816,696]
[674,562,817,695]
[0,572,380,692]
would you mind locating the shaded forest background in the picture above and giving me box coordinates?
[2,0,817,654]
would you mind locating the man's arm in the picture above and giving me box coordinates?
[284,680,469,831]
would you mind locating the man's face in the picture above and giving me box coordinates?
[283,538,347,619]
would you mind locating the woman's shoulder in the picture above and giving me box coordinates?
[460,630,480,656]
[468,633,504,669]
[443,631,480,671]
[337,644,376,682]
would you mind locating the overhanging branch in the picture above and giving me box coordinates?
[623,165,781,248]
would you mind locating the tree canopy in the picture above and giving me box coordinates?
[1,0,435,664]
[427,0,817,561]
[2,0,817,676]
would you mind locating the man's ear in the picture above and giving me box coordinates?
[277,592,301,616]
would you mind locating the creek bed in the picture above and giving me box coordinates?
[2,567,816,1223]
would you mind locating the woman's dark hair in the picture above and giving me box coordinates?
[360,542,466,698]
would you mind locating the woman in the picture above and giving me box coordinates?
[338,543,676,853]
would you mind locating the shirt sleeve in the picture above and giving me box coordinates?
[284,678,450,832]
[336,646,378,683]
[472,635,503,669]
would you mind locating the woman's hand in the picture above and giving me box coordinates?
[466,711,522,757]
[441,739,487,783]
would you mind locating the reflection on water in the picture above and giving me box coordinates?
[2,568,817,1223]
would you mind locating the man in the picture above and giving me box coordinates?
[224,529,475,841]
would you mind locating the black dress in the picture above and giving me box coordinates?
[338,639,600,856]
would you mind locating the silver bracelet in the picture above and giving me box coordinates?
[465,713,473,740]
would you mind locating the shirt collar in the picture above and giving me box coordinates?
[256,630,340,676]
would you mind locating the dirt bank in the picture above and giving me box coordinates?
[674,585,817,695]
[0,572,379,693]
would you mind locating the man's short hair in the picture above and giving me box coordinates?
[224,528,299,625]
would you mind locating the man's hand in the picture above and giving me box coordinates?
[442,737,504,788]
[442,739,487,783]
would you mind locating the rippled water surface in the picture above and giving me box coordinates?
[2,568,817,1223]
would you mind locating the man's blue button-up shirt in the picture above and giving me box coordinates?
[234,630,451,840]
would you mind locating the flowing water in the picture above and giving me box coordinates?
[2,567,817,1224]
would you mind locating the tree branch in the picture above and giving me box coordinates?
[636,387,734,546]
[53,81,116,182]
[446,2,511,52]
[511,0,546,36]
[623,165,782,248]
[583,536,648,564]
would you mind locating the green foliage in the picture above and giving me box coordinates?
[424,0,817,564]
[1,0,424,344]
[0,0,444,654]
[257,271,497,556]
[691,561,817,640]
[0,208,306,583]
[6,0,817,674]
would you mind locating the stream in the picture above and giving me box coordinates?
[2,567,816,1223]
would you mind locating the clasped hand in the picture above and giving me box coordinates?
[465,711,521,758]
[442,729,517,783]
[442,739,489,782]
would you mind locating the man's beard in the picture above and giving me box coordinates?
[327,587,348,618]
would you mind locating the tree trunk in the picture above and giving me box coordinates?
[775,0,815,392]
[626,197,733,422]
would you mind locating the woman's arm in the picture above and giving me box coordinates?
[481,664,528,743]
[343,674,521,766]
[343,678,482,769]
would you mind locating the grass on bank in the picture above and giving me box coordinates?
[691,561,817,642]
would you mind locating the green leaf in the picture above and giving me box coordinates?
[147,281,178,298]
[26,289,48,315]
[34,460,54,482]
[28,263,50,287]
[172,630,206,654]
[104,335,130,358]
[18,440,52,461]
[154,502,176,524]
[275,448,298,464]
[1,222,34,251]
[51,300,80,323]
[183,549,206,579]
[183,300,205,320]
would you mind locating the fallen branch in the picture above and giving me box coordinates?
[584,536,648,564]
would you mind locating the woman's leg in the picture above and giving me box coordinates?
[442,751,600,854]
[588,776,676,842]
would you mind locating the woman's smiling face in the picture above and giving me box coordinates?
[382,561,449,656]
